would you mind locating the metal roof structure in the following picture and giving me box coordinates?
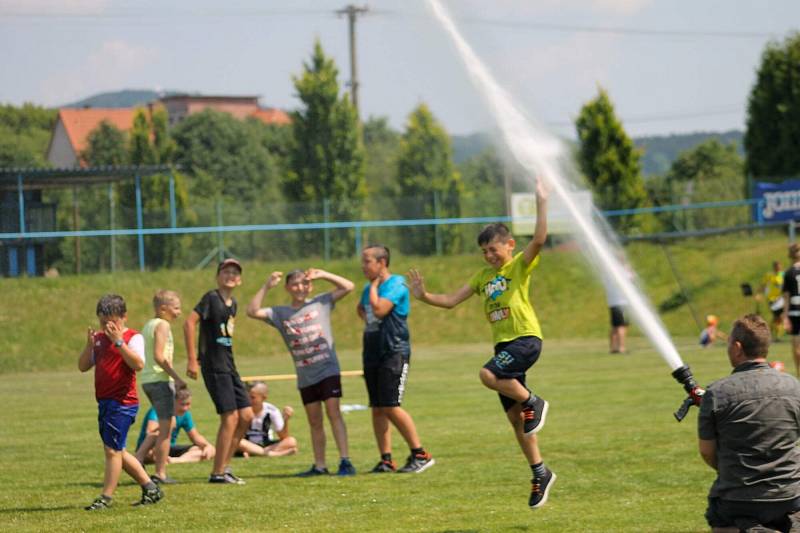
[0,165,175,191]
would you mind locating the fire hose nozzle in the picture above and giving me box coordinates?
[671,365,705,422]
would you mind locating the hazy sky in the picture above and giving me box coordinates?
[1,0,798,138]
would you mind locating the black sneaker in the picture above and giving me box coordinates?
[296,465,329,477]
[223,467,246,485]
[84,496,111,511]
[529,468,556,509]
[397,452,435,474]
[151,474,177,485]
[523,397,549,436]
[370,460,397,473]
[209,473,241,484]
[134,485,164,506]
[337,458,356,476]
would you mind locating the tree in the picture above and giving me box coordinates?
[458,146,508,217]
[662,140,747,230]
[0,104,57,167]
[286,40,366,255]
[395,103,463,254]
[82,121,128,166]
[745,32,800,181]
[362,116,401,199]
[575,88,648,233]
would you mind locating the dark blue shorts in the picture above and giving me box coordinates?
[202,370,250,414]
[483,336,542,411]
[97,399,138,451]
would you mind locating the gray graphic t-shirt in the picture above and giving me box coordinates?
[262,293,341,389]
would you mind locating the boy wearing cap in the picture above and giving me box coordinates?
[184,258,254,484]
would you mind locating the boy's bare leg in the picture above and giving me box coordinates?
[617,326,627,353]
[212,410,239,475]
[121,449,153,485]
[265,437,298,457]
[479,368,530,402]
[384,406,422,450]
[371,408,392,455]
[153,417,172,479]
[304,401,327,468]
[225,407,253,466]
[101,447,124,497]
[793,336,800,377]
[506,405,542,464]
[135,434,157,465]
[324,397,350,458]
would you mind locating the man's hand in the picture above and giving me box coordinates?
[407,269,427,300]
[305,268,322,281]
[535,175,550,201]
[282,405,294,420]
[86,327,96,346]
[175,377,188,390]
[266,271,283,289]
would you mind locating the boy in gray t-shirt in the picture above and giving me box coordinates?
[246,268,356,477]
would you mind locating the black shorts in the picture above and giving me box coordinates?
[706,496,800,529]
[364,353,409,408]
[484,336,542,412]
[609,306,628,327]
[773,307,785,320]
[300,374,343,405]
[169,444,193,457]
[788,316,800,336]
[201,370,250,414]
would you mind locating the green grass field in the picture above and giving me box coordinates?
[0,229,792,530]
[2,337,750,532]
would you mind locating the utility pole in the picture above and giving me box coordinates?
[336,4,369,117]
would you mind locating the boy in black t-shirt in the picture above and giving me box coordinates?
[184,258,254,484]
[782,244,800,376]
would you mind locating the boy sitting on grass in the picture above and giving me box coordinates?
[78,294,163,510]
[408,178,554,509]
[135,387,216,466]
[237,381,298,458]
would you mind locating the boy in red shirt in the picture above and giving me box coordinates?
[78,294,163,510]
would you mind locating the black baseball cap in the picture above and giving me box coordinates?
[217,258,242,274]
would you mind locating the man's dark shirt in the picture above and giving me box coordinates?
[698,361,800,501]
[194,290,237,374]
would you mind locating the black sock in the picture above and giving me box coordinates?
[143,481,157,491]
[522,393,537,408]
[531,462,547,478]
[381,453,392,462]
[411,447,425,456]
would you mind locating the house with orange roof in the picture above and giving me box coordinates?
[46,95,291,167]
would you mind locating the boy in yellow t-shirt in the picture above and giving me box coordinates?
[408,178,553,510]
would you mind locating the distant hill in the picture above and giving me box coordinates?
[635,130,744,177]
[451,129,745,177]
[62,89,183,108]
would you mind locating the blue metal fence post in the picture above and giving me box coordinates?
[135,173,145,272]
[8,247,19,277]
[323,199,331,262]
[26,245,36,276]
[355,225,362,256]
[216,197,224,261]
[433,191,442,256]
[169,170,177,228]
[108,183,116,272]
[17,174,25,234]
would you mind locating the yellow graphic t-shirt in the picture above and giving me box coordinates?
[469,252,542,345]
[763,271,784,302]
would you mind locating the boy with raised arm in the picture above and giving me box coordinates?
[408,178,553,508]
[247,268,355,476]
[184,258,253,485]
[79,294,163,510]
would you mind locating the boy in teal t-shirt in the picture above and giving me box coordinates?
[409,178,554,509]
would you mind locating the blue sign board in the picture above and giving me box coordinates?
[753,179,800,222]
